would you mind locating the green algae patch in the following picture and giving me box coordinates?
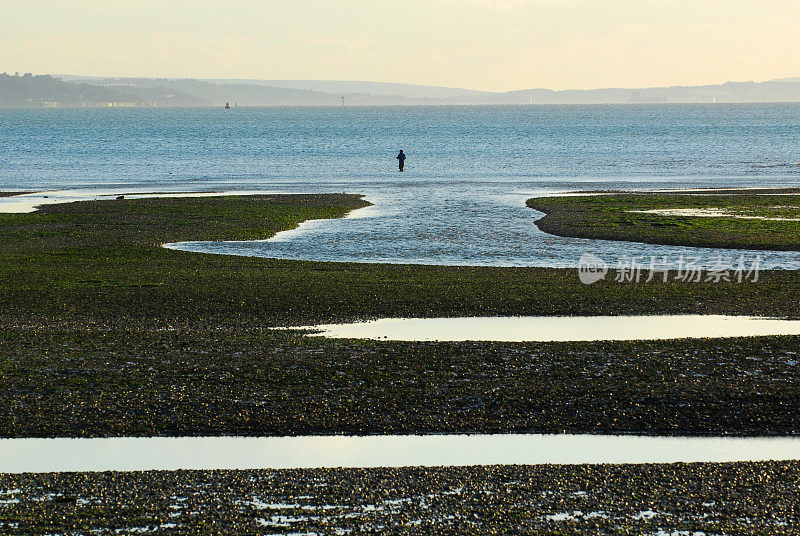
[527,191,800,251]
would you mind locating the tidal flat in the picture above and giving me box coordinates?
[1,462,798,535]
[1,194,800,437]
[5,194,800,332]
[527,190,800,251]
[2,193,800,533]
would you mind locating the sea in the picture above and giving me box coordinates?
[2,104,800,269]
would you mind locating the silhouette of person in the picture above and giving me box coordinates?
[396,150,406,172]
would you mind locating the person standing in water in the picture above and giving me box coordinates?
[396,149,406,172]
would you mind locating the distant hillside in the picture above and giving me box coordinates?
[0,73,144,107]
[502,80,800,104]
[6,73,800,108]
[64,76,433,106]
[202,79,492,99]
[77,78,339,106]
[95,81,208,106]
[67,75,800,105]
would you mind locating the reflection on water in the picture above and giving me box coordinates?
[0,189,278,213]
[300,315,800,342]
[630,207,800,222]
[1,434,799,474]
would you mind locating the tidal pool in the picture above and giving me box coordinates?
[630,207,800,221]
[298,315,800,342]
[1,434,799,473]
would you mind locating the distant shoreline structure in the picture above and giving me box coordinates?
[4,72,800,108]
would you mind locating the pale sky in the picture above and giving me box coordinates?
[2,0,799,92]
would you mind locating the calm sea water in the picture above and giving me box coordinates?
[3,105,800,268]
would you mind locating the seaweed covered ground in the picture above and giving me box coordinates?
[1,194,800,436]
[3,328,800,437]
[1,462,798,535]
[527,191,800,251]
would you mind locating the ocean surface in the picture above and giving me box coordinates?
[2,104,800,268]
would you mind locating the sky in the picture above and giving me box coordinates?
[2,0,800,92]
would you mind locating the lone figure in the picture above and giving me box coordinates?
[396,149,406,172]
